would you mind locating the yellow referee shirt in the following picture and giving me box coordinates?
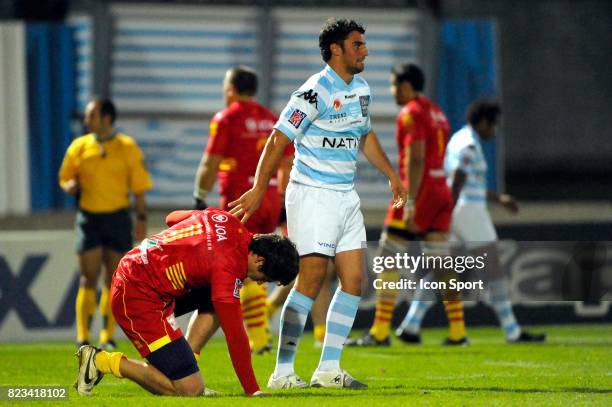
[59,133,153,213]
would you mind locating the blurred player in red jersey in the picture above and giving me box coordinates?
[192,66,294,354]
[74,208,298,397]
[348,63,468,347]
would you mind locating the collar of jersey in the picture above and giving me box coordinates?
[324,65,353,90]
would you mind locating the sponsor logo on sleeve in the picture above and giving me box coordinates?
[288,109,307,129]
[233,278,244,299]
[359,95,370,117]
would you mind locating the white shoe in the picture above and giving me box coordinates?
[204,387,220,396]
[267,373,308,389]
[310,369,367,389]
[74,345,103,396]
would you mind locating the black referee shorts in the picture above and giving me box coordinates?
[75,208,133,253]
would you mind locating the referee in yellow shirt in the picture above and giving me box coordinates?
[59,98,153,349]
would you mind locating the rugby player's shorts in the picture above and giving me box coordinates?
[221,186,280,234]
[111,264,183,358]
[450,203,497,249]
[413,179,453,232]
[285,181,366,257]
[384,179,452,234]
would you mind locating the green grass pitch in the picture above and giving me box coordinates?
[1,324,610,406]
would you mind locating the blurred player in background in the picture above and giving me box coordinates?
[192,66,293,354]
[348,63,468,347]
[229,18,405,389]
[74,208,298,396]
[397,99,546,343]
[59,98,152,350]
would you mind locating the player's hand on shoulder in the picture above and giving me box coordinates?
[499,194,519,214]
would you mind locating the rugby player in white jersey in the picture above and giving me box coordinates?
[229,18,406,389]
[396,99,546,343]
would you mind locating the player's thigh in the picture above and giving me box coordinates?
[146,337,202,395]
[111,276,183,358]
[334,248,365,296]
[294,254,330,299]
[336,189,366,254]
[452,205,497,248]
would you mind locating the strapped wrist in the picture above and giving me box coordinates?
[193,187,209,200]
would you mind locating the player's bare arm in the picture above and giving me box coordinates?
[450,169,468,207]
[228,129,291,222]
[403,138,425,222]
[361,130,406,208]
[194,153,223,203]
[133,193,148,241]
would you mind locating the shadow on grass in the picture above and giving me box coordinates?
[419,386,612,394]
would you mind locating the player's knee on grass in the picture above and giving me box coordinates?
[172,374,204,396]
[146,337,201,395]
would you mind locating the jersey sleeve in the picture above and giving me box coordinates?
[127,141,153,194]
[165,210,195,227]
[58,140,79,187]
[399,107,426,143]
[447,144,477,174]
[273,83,322,141]
[205,112,230,156]
[213,300,260,395]
[210,254,244,304]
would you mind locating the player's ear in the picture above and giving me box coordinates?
[330,42,342,57]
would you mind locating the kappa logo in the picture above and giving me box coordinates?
[211,213,228,223]
[298,89,318,108]
[233,278,243,299]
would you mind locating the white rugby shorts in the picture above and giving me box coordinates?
[285,181,366,256]
[450,203,498,249]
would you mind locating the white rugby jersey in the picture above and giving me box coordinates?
[274,65,372,191]
[445,125,488,206]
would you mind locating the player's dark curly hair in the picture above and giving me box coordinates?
[391,63,425,92]
[467,99,502,126]
[249,234,299,286]
[227,66,258,96]
[319,18,365,62]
